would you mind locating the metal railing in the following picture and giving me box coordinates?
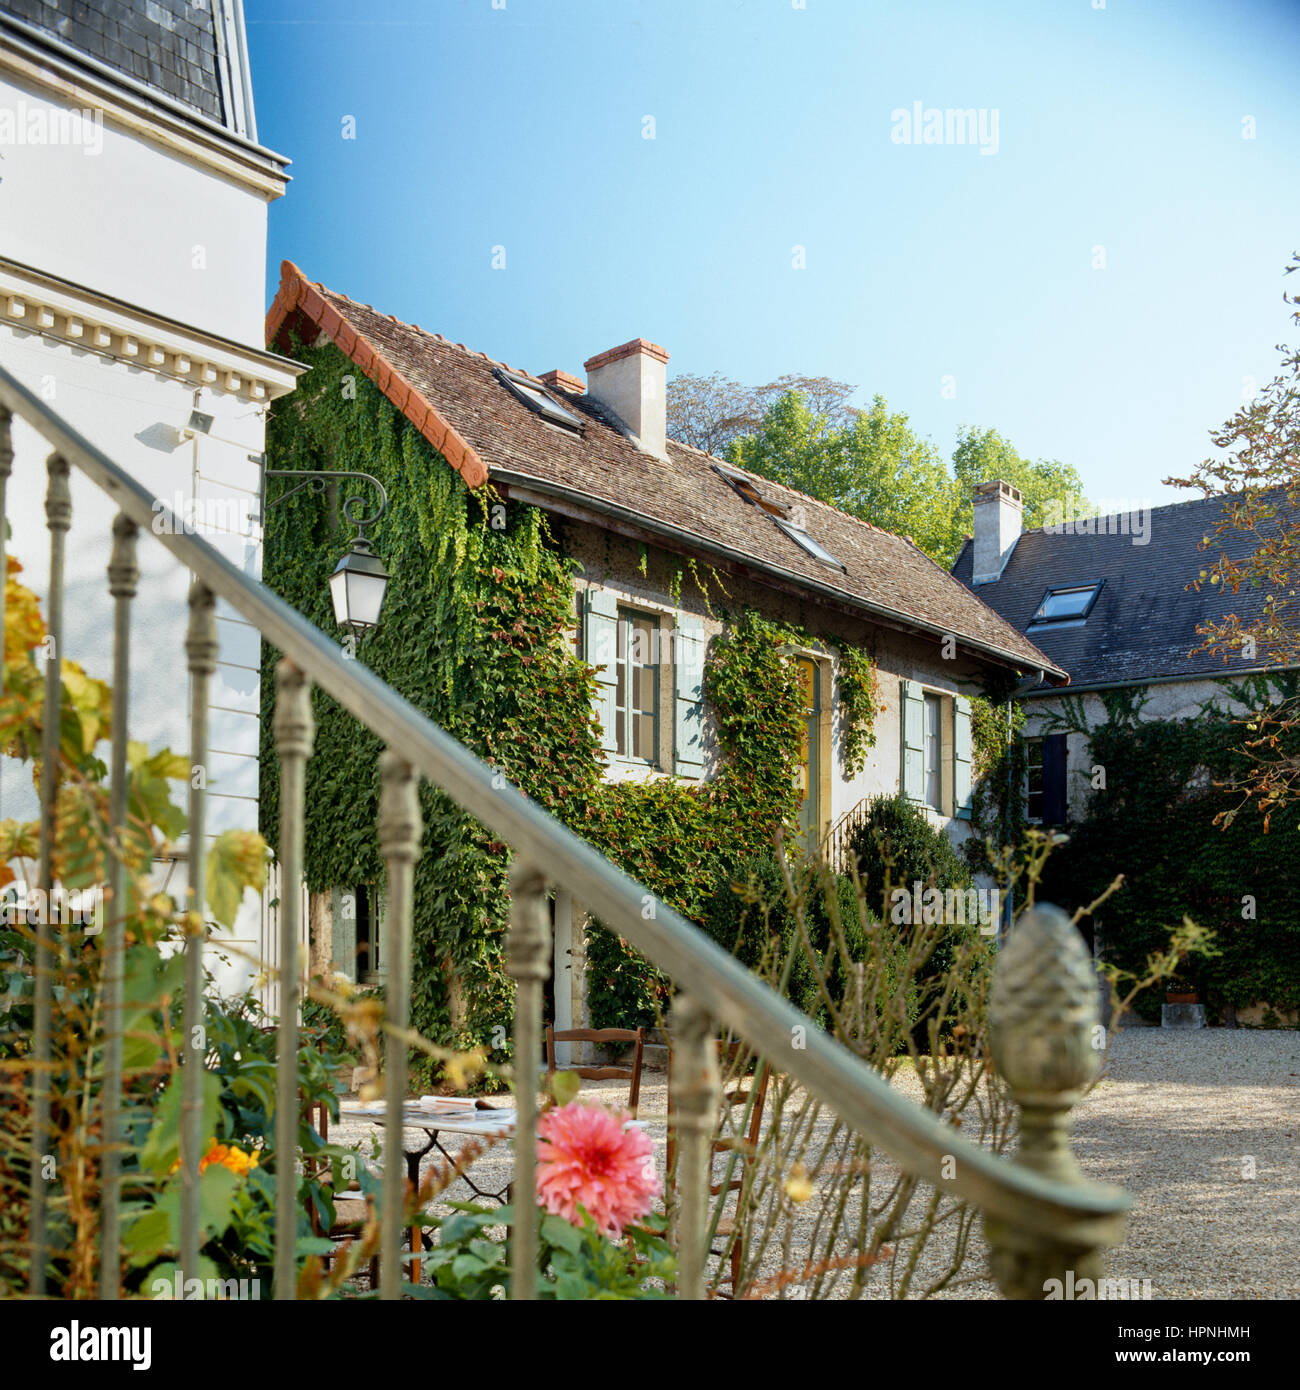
[0,361,1130,1301]
[822,797,871,876]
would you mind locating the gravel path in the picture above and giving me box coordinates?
[330,1028,1300,1299]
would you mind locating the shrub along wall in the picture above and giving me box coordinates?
[261,340,881,1046]
[1041,687,1300,1025]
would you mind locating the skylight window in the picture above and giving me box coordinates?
[494,368,584,433]
[712,464,790,517]
[1030,582,1102,624]
[775,518,847,572]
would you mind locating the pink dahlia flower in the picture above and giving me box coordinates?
[535,1101,660,1237]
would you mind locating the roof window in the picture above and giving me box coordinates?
[1029,582,1102,625]
[495,368,584,433]
[713,464,790,518]
[775,518,847,572]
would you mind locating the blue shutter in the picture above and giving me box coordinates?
[585,589,619,754]
[953,695,973,820]
[1043,733,1068,825]
[673,618,706,776]
[900,679,925,803]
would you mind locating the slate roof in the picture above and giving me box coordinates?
[951,494,1288,690]
[2,0,230,126]
[266,261,1066,681]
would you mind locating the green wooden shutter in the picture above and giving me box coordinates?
[900,679,925,803]
[673,618,706,776]
[585,588,619,754]
[953,694,973,820]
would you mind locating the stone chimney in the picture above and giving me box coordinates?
[539,368,585,396]
[971,479,1023,583]
[582,338,669,459]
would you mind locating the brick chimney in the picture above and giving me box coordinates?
[971,479,1022,583]
[582,338,669,459]
[539,368,585,396]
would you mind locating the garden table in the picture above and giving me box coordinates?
[338,1101,520,1205]
[337,1103,650,1283]
[338,1102,519,1283]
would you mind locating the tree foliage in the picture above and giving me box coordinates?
[669,374,1090,569]
[1164,255,1300,828]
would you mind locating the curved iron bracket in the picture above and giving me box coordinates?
[263,467,388,540]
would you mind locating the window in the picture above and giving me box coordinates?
[774,518,847,572]
[494,367,584,433]
[615,609,658,762]
[713,464,790,518]
[923,694,942,812]
[1026,733,1067,824]
[1025,737,1044,823]
[1030,582,1102,625]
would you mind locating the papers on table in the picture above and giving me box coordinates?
[413,1095,478,1117]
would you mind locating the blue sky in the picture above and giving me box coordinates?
[246,0,1300,508]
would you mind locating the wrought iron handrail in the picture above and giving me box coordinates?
[0,361,1129,1300]
[822,796,871,875]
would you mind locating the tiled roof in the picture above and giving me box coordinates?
[266,262,1065,680]
[951,494,1287,690]
[3,0,227,125]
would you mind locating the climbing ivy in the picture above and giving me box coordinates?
[836,646,880,777]
[1041,684,1300,1024]
[962,686,1028,888]
[261,339,879,1042]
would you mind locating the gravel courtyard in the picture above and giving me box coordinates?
[331,1028,1300,1299]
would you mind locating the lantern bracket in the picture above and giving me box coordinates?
[263,468,389,542]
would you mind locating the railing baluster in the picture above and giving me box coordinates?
[506,862,549,1301]
[99,513,138,1300]
[670,993,720,1301]
[377,751,421,1301]
[29,451,70,1296]
[0,407,12,698]
[180,580,217,1284]
[273,660,315,1300]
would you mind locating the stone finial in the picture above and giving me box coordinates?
[984,903,1127,1299]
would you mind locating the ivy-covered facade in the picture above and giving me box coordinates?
[258,263,1059,1045]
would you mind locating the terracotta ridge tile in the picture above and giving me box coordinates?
[265,261,488,489]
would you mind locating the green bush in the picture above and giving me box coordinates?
[845,795,989,1037]
[701,852,917,1045]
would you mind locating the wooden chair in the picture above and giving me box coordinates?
[545,1025,646,1118]
[667,1039,772,1299]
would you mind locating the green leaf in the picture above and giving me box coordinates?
[549,1070,581,1106]
[539,1212,583,1255]
[207,829,270,929]
[122,1207,172,1267]
[139,1070,222,1176]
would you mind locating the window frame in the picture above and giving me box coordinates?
[922,692,943,813]
[774,517,848,572]
[1024,736,1045,824]
[712,463,791,518]
[494,367,585,434]
[1028,580,1103,626]
[614,606,661,767]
